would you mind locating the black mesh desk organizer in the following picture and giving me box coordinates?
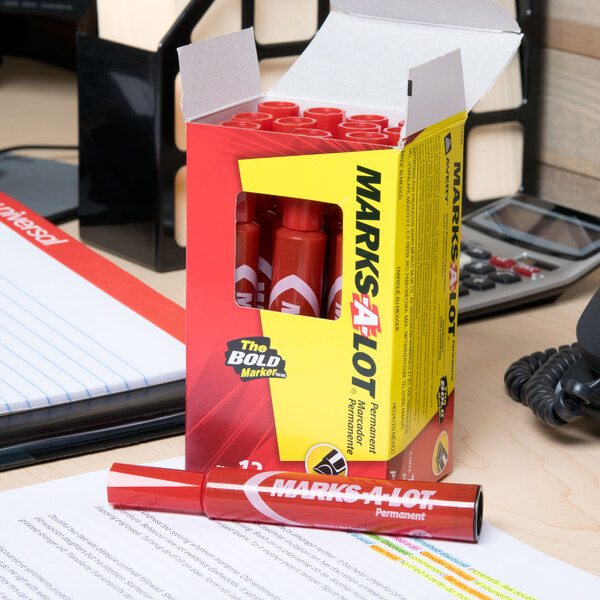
[462,0,537,216]
[77,0,329,271]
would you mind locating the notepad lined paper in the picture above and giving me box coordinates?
[0,194,185,415]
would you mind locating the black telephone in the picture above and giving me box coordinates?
[504,288,600,426]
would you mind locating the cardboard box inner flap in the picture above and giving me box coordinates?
[178,0,521,137]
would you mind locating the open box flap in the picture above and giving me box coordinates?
[268,10,521,134]
[331,0,521,34]
[177,28,262,122]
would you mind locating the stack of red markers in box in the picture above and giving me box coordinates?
[235,191,342,321]
[231,101,404,323]
[222,100,404,145]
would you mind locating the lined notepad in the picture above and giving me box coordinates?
[0,193,185,415]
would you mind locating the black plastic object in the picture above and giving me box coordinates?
[78,0,329,272]
[576,288,600,374]
[0,379,185,471]
[462,0,537,216]
[504,288,600,426]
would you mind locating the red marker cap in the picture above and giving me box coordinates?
[302,107,345,134]
[292,128,333,138]
[232,112,274,130]
[258,101,300,119]
[345,131,389,144]
[220,120,261,130]
[108,463,206,514]
[384,126,403,146]
[236,193,256,223]
[336,121,380,139]
[283,197,323,232]
[272,116,317,133]
[348,114,389,129]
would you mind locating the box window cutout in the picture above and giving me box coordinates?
[235,193,342,320]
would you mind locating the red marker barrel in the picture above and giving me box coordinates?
[235,193,260,308]
[269,198,326,317]
[258,100,299,119]
[303,107,345,134]
[255,195,281,310]
[108,464,483,543]
[326,231,343,320]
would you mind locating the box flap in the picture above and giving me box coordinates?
[268,9,521,132]
[406,50,466,137]
[177,28,262,122]
[331,0,521,34]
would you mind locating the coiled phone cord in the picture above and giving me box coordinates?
[504,343,587,426]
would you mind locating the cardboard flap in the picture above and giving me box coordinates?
[177,28,262,122]
[269,10,521,128]
[331,0,521,33]
[406,50,465,137]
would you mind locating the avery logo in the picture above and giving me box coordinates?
[225,337,287,381]
[444,133,452,155]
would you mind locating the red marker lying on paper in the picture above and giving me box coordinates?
[107,463,483,543]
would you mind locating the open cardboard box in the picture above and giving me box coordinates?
[178,0,521,481]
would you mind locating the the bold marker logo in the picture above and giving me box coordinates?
[225,337,287,381]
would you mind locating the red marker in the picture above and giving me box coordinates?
[235,193,260,308]
[348,114,389,129]
[384,126,403,146]
[292,128,333,138]
[303,107,345,134]
[345,131,389,144]
[108,463,483,543]
[269,198,326,317]
[232,112,274,130]
[221,120,261,130]
[337,121,380,139]
[327,231,343,320]
[258,100,299,119]
[272,116,317,133]
[255,195,281,310]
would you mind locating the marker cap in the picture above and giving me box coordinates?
[302,107,345,134]
[283,197,323,232]
[384,126,403,146]
[272,116,317,133]
[232,112,274,130]
[220,120,261,130]
[258,101,299,119]
[348,114,389,129]
[292,128,333,138]
[345,131,389,144]
[107,463,206,514]
[336,121,380,139]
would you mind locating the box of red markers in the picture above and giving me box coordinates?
[178,1,521,481]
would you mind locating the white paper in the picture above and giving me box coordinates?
[0,225,185,414]
[0,458,598,600]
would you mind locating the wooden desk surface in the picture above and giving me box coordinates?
[1,56,599,579]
